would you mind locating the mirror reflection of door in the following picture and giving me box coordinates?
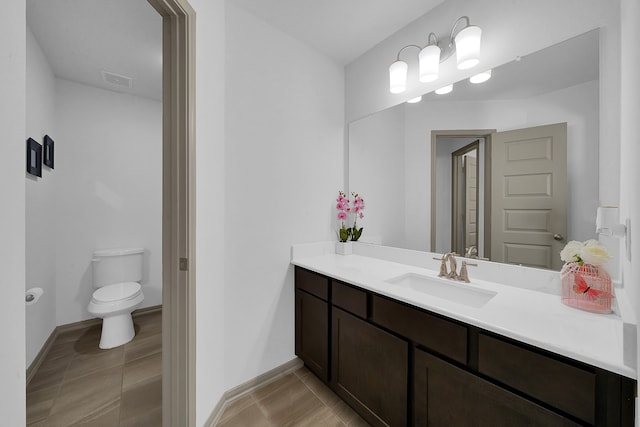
[432,123,567,270]
[451,141,479,256]
[491,122,568,270]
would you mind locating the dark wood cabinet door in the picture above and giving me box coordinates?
[332,307,408,427]
[295,290,329,382]
[414,348,580,427]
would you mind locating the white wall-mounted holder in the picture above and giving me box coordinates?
[596,206,631,261]
[25,287,44,306]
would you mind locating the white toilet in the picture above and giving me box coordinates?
[88,247,145,349]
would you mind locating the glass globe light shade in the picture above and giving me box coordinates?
[419,44,441,83]
[455,25,482,70]
[469,69,491,84]
[389,60,408,93]
[435,84,453,95]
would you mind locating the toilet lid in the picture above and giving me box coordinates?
[93,282,141,303]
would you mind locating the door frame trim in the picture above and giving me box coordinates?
[451,140,480,256]
[430,130,495,257]
[146,0,196,425]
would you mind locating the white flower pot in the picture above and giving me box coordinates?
[335,241,353,255]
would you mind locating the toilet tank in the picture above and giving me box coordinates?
[92,248,144,288]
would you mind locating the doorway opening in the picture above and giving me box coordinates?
[24,0,195,425]
[451,140,480,257]
[431,130,494,258]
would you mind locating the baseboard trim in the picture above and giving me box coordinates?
[26,327,58,386]
[204,357,303,427]
[26,305,162,385]
[133,304,162,318]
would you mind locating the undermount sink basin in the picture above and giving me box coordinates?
[385,273,497,308]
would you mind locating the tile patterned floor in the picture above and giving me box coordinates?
[28,310,369,426]
[216,366,371,427]
[26,311,162,426]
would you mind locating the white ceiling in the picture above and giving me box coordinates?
[27,0,162,101]
[226,0,446,64]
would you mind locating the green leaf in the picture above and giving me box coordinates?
[351,227,363,241]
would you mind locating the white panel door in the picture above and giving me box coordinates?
[491,123,567,270]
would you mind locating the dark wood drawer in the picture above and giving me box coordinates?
[332,280,367,319]
[371,295,467,364]
[414,348,580,427]
[478,333,596,424]
[295,267,329,301]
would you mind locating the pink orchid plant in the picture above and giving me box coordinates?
[336,191,351,242]
[335,191,365,242]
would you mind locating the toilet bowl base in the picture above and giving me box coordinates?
[99,313,135,349]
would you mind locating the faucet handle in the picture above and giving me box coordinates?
[465,246,478,258]
[458,261,477,283]
[433,257,448,277]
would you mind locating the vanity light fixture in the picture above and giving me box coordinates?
[389,16,482,94]
[470,69,492,84]
[435,84,453,95]
[407,96,423,103]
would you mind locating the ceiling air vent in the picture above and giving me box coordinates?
[101,70,133,88]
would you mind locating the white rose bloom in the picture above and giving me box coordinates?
[580,240,611,266]
[560,240,583,263]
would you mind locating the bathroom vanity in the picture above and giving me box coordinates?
[292,245,636,426]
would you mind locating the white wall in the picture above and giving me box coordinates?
[53,79,162,325]
[191,0,228,423]
[0,0,26,423]
[224,2,344,390]
[620,0,640,380]
[25,28,57,367]
[349,105,405,247]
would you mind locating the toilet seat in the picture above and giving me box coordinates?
[91,282,141,304]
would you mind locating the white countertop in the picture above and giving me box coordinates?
[291,243,637,379]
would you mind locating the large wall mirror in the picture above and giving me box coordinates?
[349,29,599,271]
